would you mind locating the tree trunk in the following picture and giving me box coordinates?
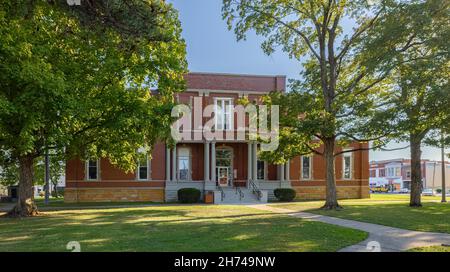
[410,135,423,207]
[321,137,341,210]
[7,155,38,217]
[442,132,447,203]
[52,182,58,198]
[44,150,50,204]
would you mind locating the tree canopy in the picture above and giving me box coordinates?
[0,0,187,216]
[223,0,448,209]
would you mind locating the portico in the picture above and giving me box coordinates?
[164,141,290,202]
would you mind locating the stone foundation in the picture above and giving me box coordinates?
[293,186,369,200]
[64,188,164,203]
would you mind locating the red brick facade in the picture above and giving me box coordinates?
[65,73,369,202]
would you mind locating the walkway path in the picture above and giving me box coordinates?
[249,205,450,252]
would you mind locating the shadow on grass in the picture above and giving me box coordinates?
[301,202,450,234]
[0,206,366,252]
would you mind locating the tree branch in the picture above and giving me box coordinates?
[334,144,410,157]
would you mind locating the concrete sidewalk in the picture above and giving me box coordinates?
[249,205,450,252]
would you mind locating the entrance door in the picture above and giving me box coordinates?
[216,147,233,187]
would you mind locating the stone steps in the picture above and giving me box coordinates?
[215,187,268,204]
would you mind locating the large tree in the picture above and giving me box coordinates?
[386,0,449,207]
[223,0,434,209]
[0,0,187,216]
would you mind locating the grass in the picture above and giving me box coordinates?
[0,205,367,252]
[33,197,163,208]
[271,194,450,234]
[0,197,163,211]
[408,245,450,252]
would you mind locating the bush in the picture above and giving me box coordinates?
[178,188,201,203]
[436,189,442,193]
[0,196,12,203]
[274,188,296,202]
[51,189,64,198]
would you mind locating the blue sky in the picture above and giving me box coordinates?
[169,0,447,162]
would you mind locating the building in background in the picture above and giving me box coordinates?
[33,175,65,197]
[370,159,450,191]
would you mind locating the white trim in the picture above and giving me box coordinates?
[301,156,312,181]
[256,160,266,181]
[190,89,273,95]
[342,150,353,180]
[216,146,234,186]
[177,147,191,181]
[213,97,234,131]
[85,159,100,181]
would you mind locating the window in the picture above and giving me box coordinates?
[379,169,386,177]
[343,153,352,179]
[387,167,400,177]
[215,98,233,130]
[406,171,411,178]
[178,147,190,181]
[387,168,393,177]
[137,154,149,180]
[301,156,312,180]
[86,160,99,180]
[370,169,376,178]
[257,160,265,180]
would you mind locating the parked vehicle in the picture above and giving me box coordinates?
[399,188,410,194]
[371,186,390,193]
[421,189,434,196]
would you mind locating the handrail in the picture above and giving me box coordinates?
[235,186,244,201]
[249,180,262,200]
[217,186,225,201]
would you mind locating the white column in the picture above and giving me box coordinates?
[286,160,290,181]
[252,142,258,181]
[247,142,252,181]
[204,142,210,182]
[280,163,285,181]
[211,142,216,183]
[172,144,177,181]
[165,146,170,182]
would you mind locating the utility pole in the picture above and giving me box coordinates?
[442,131,447,203]
[44,149,50,205]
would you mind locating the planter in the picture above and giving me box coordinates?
[204,191,214,204]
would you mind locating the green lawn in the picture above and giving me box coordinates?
[0,205,367,252]
[0,198,163,212]
[32,197,162,207]
[272,194,450,234]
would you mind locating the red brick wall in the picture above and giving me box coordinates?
[185,73,286,92]
[152,142,166,180]
[290,142,369,191]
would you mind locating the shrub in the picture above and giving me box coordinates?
[0,196,12,203]
[436,188,442,193]
[178,188,201,203]
[274,188,296,202]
